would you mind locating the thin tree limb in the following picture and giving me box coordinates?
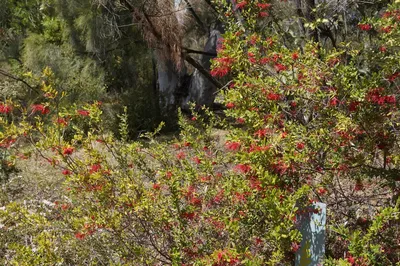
[184,54,223,88]
[0,68,39,93]
[183,0,208,33]
[183,47,217,56]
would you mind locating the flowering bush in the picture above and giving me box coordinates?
[210,0,400,264]
[1,1,400,265]
[0,76,309,264]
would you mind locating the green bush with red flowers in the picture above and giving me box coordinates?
[1,0,400,265]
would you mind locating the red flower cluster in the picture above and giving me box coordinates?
[296,142,305,149]
[89,163,102,174]
[152,183,161,190]
[31,104,50,115]
[291,242,300,252]
[274,63,287,72]
[225,141,241,151]
[192,156,201,164]
[176,151,186,160]
[77,109,90,116]
[62,147,74,155]
[358,23,372,31]
[62,169,72,175]
[317,187,328,195]
[226,102,235,109]
[56,117,68,126]
[248,144,270,153]
[234,164,251,174]
[211,57,234,77]
[0,138,16,148]
[381,26,393,33]
[270,160,288,175]
[75,232,86,240]
[0,103,12,114]
[267,92,280,101]
[329,97,340,106]
[366,88,396,105]
[257,3,271,9]
[236,1,247,9]
[348,101,360,112]
[388,72,399,82]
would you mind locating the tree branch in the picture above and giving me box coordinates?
[184,54,222,88]
[183,47,217,57]
[0,68,39,93]
[183,0,208,33]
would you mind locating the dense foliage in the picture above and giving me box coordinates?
[1,0,400,265]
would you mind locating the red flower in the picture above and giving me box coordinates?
[358,24,372,31]
[347,255,356,265]
[226,102,235,109]
[181,212,196,220]
[349,101,360,112]
[212,189,225,204]
[255,237,263,246]
[62,147,74,155]
[296,142,305,149]
[388,72,399,82]
[166,171,173,179]
[62,169,71,175]
[379,46,387,53]
[291,242,300,252]
[258,11,269,17]
[317,187,327,195]
[254,129,266,138]
[381,26,393,33]
[385,95,396,104]
[354,180,364,191]
[152,183,161,190]
[192,156,201,164]
[236,117,245,124]
[236,1,247,9]
[77,109,90,116]
[292,52,299,60]
[225,141,241,151]
[211,56,234,77]
[257,3,271,9]
[274,63,287,72]
[248,57,257,64]
[31,104,50,115]
[0,103,12,114]
[57,117,68,126]
[234,164,251,174]
[176,151,186,160]
[329,97,339,106]
[211,66,230,77]
[267,92,280,101]
[259,57,270,64]
[0,138,16,148]
[89,164,102,174]
[249,176,263,191]
[75,232,86,240]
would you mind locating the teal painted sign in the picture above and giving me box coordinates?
[295,202,326,266]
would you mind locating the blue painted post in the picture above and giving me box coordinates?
[295,202,327,266]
